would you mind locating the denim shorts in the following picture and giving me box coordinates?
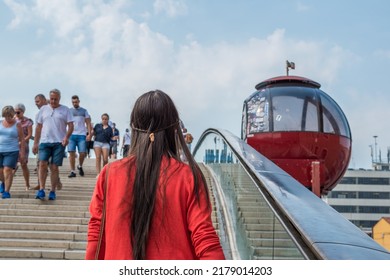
[0,151,19,169]
[38,142,66,166]
[93,141,110,150]
[110,142,118,154]
[68,135,87,153]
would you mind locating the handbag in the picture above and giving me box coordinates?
[95,163,111,260]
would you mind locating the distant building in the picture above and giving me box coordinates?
[323,162,390,236]
[372,217,390,251]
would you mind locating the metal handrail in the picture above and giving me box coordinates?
[193,128,390,260]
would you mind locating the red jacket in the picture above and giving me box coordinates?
[85,156,225,260]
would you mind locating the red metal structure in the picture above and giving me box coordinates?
[241,75,352,196]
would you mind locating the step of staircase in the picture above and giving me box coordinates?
[3,159,286,260]
[0,159,222,260]
[0,158,98,259]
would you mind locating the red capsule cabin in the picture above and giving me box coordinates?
[241,75,352,196]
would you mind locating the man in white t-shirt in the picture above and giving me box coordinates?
[67,95,92,178]
[32,89,74,200]
[121,128,131,157]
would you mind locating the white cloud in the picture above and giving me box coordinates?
[4,0,30,29]
[4,0,372,168]
[296,1,310,12]
[374,49,390,60]
[153,0,188,17]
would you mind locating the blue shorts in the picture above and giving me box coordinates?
[0,151,19,169]
[38,143,66,166]
[68,135,87,153]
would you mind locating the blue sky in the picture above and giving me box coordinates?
[1,0,390,169]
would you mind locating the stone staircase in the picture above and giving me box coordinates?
[0,159,222,260]
[0,158,97,259]
[3,158,299,260]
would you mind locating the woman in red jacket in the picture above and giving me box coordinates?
[86,90,225,260]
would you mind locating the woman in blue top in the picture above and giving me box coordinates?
[91,113,113,176]
[0,106,26,198]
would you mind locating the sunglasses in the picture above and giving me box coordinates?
[15,111,22,114]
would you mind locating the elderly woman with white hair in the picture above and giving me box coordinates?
[14,103,34,190]
[0,105,26,198]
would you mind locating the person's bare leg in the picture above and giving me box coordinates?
[50,164,59,192]
[3,166,14,192]
[20,161,31,190]
[38,161,49,190]
[102,148,110,167]
[34,157,40,190]
[94,147,102,174]
[69,151,76,172]
[79,152,86,167]
[0,168,4,184]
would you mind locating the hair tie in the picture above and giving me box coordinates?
[131,121,179,137]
